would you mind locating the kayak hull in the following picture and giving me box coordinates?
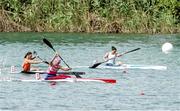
[98,64,167,70]
[0,78,116,84]
[11,71,85,75]
[75,64,167,70]
[1,74,116,84]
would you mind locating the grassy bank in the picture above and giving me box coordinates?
[0,0,179,33]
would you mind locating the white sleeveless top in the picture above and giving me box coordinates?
[106,52,116,64]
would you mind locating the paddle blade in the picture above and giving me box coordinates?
[89,62,102,68]
[33,51,37,55]
[43,38,56,52]
[43,61,49,64]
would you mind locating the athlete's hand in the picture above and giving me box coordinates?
[68,68,72,70]
[117,54,122,57]
[63,67,72,71]
[55,51,60,56]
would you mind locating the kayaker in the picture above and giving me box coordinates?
[103,46,123,66]
[22,52,42,72]
[45,53,71,80]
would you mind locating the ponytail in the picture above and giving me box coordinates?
[24,52,32,58]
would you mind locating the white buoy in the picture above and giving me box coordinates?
[162,42,173,54]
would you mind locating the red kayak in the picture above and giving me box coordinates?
[46,74,116,84]
[1,74,116,84]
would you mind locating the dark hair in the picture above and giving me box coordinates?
[112,46,117,51]
[24,52,32,58]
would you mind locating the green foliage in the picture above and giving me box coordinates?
[0,0,179,33]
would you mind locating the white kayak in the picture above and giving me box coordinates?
[98,64,167,70]
[74,64,167,70]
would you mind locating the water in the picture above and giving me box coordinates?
[0,32,180,110]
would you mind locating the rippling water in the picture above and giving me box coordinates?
[0,33,180,110]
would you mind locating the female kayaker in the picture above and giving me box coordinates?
[45,53,71,80]
[103,46,123,66]
[22,52,42,72]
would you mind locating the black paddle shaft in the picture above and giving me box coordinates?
[33,51,49,64]
[122,48,140,55]
[43,38,82,78]
[43,38,71,68]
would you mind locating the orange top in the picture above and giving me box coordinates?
[22,63,30,72]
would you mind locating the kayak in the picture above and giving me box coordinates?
[0,75,116,84]
[74,64,167,70]
[46,74,116,83]
[98,64,167,70]
[11,71,85,75]
[0,78,116,83]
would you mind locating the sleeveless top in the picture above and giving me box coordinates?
[47,56,61,74]
[106,52,116,64]
[22,62,30,72]
[47,65,60,74]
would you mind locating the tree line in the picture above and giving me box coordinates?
[0,0,179,33]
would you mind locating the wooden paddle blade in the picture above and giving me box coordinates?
[43,38,56,52]
[89,62,102,68]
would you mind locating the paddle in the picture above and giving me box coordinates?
[89,48,141,68]
[43,38,81,78]
[33,51,49,64]
[43,38,71,67]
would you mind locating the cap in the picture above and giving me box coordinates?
[112,46,117,51]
